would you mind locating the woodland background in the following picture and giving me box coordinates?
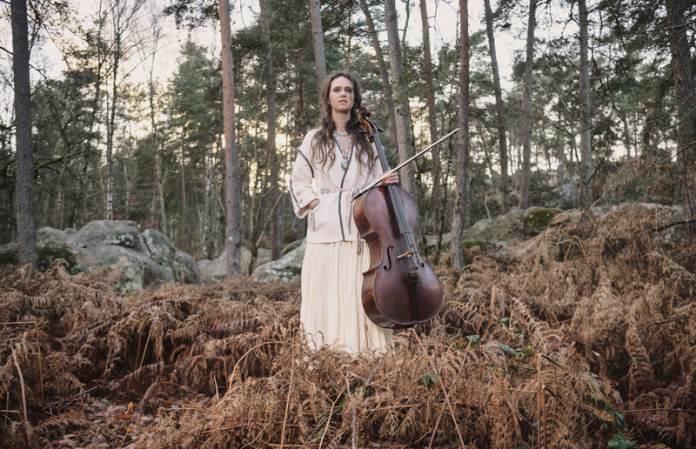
[2,0,696,448]
[3,0,692,268]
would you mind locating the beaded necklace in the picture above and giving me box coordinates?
[333,130,352,171]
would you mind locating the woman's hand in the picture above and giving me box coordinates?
[380,169,399,185]
[309,199,320,209]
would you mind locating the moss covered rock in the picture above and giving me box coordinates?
[523,207,564,232]
[466,209,525,244]
[0,240,79,273]
[462,238,489,251]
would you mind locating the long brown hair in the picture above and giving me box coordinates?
[311,71,376,175]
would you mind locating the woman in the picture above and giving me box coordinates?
[290,71,398,353]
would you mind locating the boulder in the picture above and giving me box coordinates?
[201,247,253,282]
[426,233,451,249]
[66,220,150,254]
[140,228,201,284]
[549,175,582,208]
[142,229,176,266]
[2,228,78,271]
[73,244,167,291]
[3,221,201,290]
[523,207,564,232]
[256,248,272,266]
[252,239,306,283]
[466,209,525,244]
[172,249,201,284]
[281,239,303,256]
[37,227,68,245]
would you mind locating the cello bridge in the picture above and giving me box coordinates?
[397,250,417,259]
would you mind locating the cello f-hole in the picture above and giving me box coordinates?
[384,246,394,271]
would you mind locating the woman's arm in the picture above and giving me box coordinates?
[290,148,320,218]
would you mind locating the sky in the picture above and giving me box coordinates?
[1,0,586,170]
[33,0,538,93]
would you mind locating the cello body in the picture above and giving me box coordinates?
[354,186,443,328]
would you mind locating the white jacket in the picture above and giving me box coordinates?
[290,128,384,243]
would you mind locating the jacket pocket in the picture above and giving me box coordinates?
[307,192,337,236]
[309,210,317,231]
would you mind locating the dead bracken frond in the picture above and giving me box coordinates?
[2,204,696,447]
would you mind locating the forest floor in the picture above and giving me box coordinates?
[1,203,695,449]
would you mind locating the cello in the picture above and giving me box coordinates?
[353,107,443,328]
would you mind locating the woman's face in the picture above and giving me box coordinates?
[327,76,355,116]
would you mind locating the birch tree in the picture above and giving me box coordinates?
[137,1,168,235]
[104,0,145,220]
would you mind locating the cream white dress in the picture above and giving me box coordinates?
[290,129,393,353]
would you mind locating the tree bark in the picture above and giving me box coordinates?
[666,0,696,240]
[309,0,327,94]
[220,0,242,278]
[452,0,470,273]
[578,0,593,208]
[519,0,536,209]
[419,0,443,238]
[297,51,309,135]
[484,0,510,214]
[144,7,167,235]
[384,0,417,197]
[358,0,398,153]
[150,86,167,235]
[204,142,213,259]
[11,0,36,267]
[106,36,119,221]
[260,0,280,260]
[180,134,187,252]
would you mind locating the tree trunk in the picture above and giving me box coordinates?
[309,0,327,94]
[452,0,470,273]
[260,0,281,261]
[384,0,417,197]
[621,114,632,158]
[150,86,167,235]
[484,0,510,214]
[519,0,536,209]
[106,31,121,221]
[220,0,242,278]
[297,51,309,135]
[123,135,130,219]
[666,0,696,240]
[180,134,187,252]
[358,0,398,153]
[419,0,443,239]
[203,142,213,259]
[11,0,36,267]
[578,0,593,208]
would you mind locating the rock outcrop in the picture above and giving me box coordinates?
[252,239,306,283]
[199,247,270,282]
[21,221,200,290]
[199,240,306,283]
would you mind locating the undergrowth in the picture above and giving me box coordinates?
[1,203,694,448]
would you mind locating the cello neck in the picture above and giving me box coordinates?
[371,130,418,253]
